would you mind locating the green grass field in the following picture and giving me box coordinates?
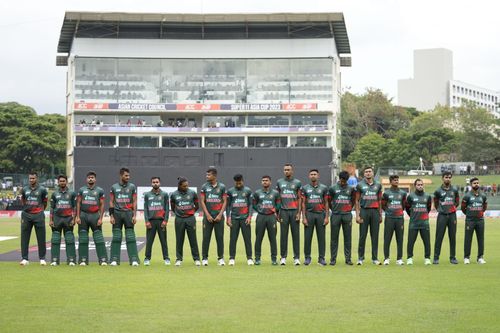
[1,216,499,332]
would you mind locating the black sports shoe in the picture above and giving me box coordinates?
[433,258,439,265]
[329,259,337,266]
[304,257,312,266]
[318,258,327,266]
[345,259,353,265]
[450,257,458,265]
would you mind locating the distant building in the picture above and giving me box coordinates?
[398,48,499,118]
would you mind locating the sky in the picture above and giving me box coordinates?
[0,0,498,114]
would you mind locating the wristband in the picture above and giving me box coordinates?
[108,207,114,216]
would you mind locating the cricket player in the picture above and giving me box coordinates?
[461,177,488,264]
[329,171,355,266]
[276,163,302,266]
[49,175,77,266]
[433,171,460,264]
[301,169,329,266]
[355,166,383,265]
[19,172,48,266]
[75,171,108,265]
[253,175,281,265]
[109,167,139,266]
[143,176,170,266]
[405,179,432,265]
[200,167,227,266]
[226,174,254,266]
[170,177,201,266]
[381,175,407,266]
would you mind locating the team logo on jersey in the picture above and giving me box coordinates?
[34,192,39,195]
[215,188,220,194]
[291,185,295,190]
[93,191,97,196]
[186,195,191,200]
[125,189,129,193]
[242,193,246,197]
[65,194,69,199]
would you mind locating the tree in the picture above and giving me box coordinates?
[346,133,388,168]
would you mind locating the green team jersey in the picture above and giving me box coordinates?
[405,192,432,229]
[382,188,407,218]
[144,190,169,221]
[276,177,302,210]
[356,179,382,209]
[110,182,137,212]
[434,185,460,214]
[461,191,487,219]
[329,183,355,214]
[301,183,329,213]
[170,189,198,218]
[50,188,77,217]
[21,185,48,214]
[78,185,105,214]
[252,188,281,215]
[226,186,253,220]
[200,182,227,217]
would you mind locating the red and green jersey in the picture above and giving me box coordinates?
[200,182,227,217]
[434,185,460,214]
[226,186,253,219]
[329,183,355,214]
[170,189,198,218]
[405,192,432,229]
[382,188,407,218]
[110,182,137,212]
[276,177,302,210]
[356,180,382,209]
[252,189,281,215]
[461,191,487,219]
[50,188,77,217]
[301,183,329,213]
[21,185,48,214]
[144,190,169,221]
[78,186,105,214]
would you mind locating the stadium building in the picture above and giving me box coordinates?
[56,11,351,191]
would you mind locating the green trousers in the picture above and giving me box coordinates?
[279,209,300,259]
[110,210,139,264]
[407,228,431,259]
[433,213,457,260]
[229,218,252,260]
[202,215,225,260]
[358,208,381,261]
[464,218,485,259]
[78,211,108,264]
[175,216,200,261]
[254,214,277,260]
[51,215,76,264]
[330,213,352,262]
[20,211,46,261]
[384,217,404,260]
[304,211,326,260]
[145,219,169,260]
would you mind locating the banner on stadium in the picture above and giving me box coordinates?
[73,102,319,112]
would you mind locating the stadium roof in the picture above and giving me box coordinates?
[57,11,351,55]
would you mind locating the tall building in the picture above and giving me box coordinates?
[398,48,499,118]
[56,12,352,191]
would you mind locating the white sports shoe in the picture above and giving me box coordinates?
[202,259,209,266]
[50,262,58,266]
[131,261,139,266]
[164,259,171,266]
[110,261,118,266]
[464,258,470,265]
[229,259,235,266]
[396,259,404,266]
[424,258,432,265]
[372,260,381,265]
[175,260,182,266]
[383,259,390,266]
[357,259,363,266]
[293,259,301,266]
[406,258,414,265]
[143,259,150,266]
[69,262,76,266]
[477,258,486,264]
[100,262,107,266]
[247,259,254,266]
[280,257,286,265]
[195,260,201,266]
[218,258,225,266]
[39,259,47,266]
[79,262,87,266]
[19,259,29,266]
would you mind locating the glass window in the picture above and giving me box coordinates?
[162,137,202,148]
[291,115,328,126]
[248,116,289,126]
[205,137,244,148]
[119,136,159,148]
[248,136,287,148]
[204,115,245,128]
[292,136,328,147]
[116,59,161,103]
[76,136,115,147]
